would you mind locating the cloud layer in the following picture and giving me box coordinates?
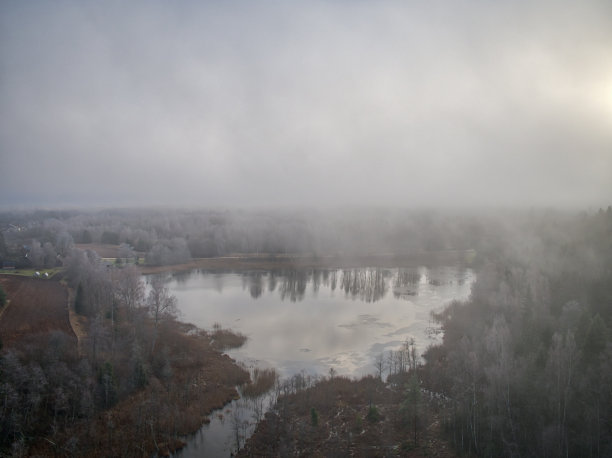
[1,1,611,208]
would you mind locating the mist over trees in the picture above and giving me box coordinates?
[1,206,612,456]
[422,207,612,457]
[0,206,573,268]
[1,0,611,454]
[0,248,247,455]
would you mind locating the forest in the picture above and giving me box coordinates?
[0,206,611,456]
[0,207,486,267]
[237,207,612,457]
[0,212,251,455]
[422,207,612,457]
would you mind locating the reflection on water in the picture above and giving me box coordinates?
[339,269,388,301]
[176,384,277,457]
[279,270,308,301]
[173,267,429,303]
[167,266,475,378]
[171,266,474,457]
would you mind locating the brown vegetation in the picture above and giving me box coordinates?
[211,322,248,351]
[0,274,76,347]
[239,375,457,457]
[0,264,251,456]
[242,368,278,399]
[22,322,250,457]
[13,322,249,457]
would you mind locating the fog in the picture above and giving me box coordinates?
[1,1,611,209]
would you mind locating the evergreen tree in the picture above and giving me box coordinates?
[400,374,422,445]
[310,407,319,427]
[74,283,85,315]
[97,362,117,409]
[0,285,6,308]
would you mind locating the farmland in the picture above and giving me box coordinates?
[0,275,76,347]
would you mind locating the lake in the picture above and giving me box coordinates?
[168,266,474,456]
[167,266,474,378]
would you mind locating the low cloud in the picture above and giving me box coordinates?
[1,1,611,208]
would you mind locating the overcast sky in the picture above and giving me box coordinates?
[1,0,611,209]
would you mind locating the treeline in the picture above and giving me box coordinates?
[2,207,511,267]
[3,207,612,269]
[0,251,248,455]
[423,208,612,457]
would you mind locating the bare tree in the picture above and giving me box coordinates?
[112,265,144,320]
[28,240,45,268]
[407,338,418,372]
[374,353,386,380]
[118,243,136,263]
[42,242,57,268]
[55,231,74,257]
[146,277,178,352]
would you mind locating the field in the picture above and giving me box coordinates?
[74,243,144,264]
[0,274,76,346]
[0,267,63,278]
[74,243,123,258]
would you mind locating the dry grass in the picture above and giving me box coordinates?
[242,368,278,398]
[210,326,248,351]
[239,375,459,458]
[0,274,76,347]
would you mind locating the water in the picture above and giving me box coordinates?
[168,266,474,378]
[169,266,475,457]
[177,390,276,457]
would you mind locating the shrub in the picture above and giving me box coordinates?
[311,407,319,427]
[366,405,380,423]
[74,283,85,315]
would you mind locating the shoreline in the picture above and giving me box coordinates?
[138,250,476,275]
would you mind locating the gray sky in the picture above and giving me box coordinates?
[1,0,611,209]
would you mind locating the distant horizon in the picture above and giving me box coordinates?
[0,202,609,215]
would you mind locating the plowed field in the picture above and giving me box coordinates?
[0,275,76,346]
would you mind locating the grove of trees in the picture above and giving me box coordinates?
[0,207,504,267]
[422,208,612,457]
[0,250,248,455]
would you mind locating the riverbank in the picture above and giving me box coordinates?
[139,250,476,275]
[22,323,250,457]
[238,374,457,457]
